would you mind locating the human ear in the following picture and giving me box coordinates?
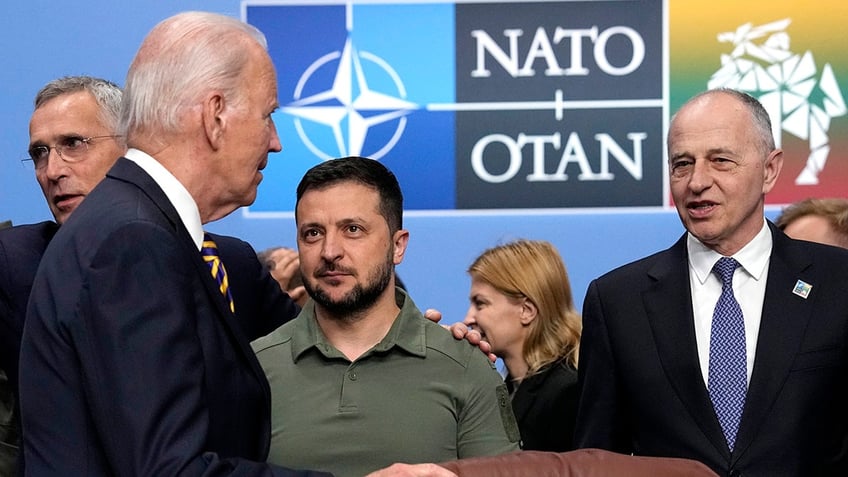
[762,148,784,194]
[392,229,410,265]
[201,92,227,149]
[520,299,538,325]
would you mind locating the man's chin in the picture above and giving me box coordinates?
[309,288,376,318]
[312,291,356,312]
[241,188,258,207]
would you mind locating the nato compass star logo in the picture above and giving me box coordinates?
[282,37,418,161]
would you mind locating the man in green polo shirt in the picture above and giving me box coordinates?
[252,157,520,477]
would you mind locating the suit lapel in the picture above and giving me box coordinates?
[107,159,270,390]
[189,238,272,394]
[201,235,273,396]
[731,224,814,462]
[643,235,729,458]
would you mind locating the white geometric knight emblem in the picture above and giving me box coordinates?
[708,18,847,185]
[283,37,418,161]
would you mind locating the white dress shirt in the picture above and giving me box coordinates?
[688,220,772,386]
[124,148,204,251]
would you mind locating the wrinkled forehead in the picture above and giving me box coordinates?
[30,91,106,139]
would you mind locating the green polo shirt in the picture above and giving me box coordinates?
[252,289,520,477]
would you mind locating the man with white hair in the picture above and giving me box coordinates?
[19,12,327,476]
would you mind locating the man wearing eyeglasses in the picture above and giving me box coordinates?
[0,76,125,476]
[27,77,125,225]
[15,11,463,476]
[5,71,456,476]
[2,75,304,475]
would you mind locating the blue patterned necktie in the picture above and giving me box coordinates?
[201,233,235,313]
[708,257,747,451]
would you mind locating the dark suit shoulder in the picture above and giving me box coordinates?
[0,221,59,256]
[0,221,59,315]
[208,233,301,340]
[0,221,58,393]
[208,233,256,259]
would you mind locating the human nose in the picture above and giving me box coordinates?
[268,117,282,153]
[463,306,477,327]
[320,231,343,263]
[42,148,69,180]
[687,159,713,193]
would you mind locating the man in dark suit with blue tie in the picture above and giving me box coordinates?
[8,69,449,477]
[575,89,848,476]
[2,70,304,474]
[17,12,330,476]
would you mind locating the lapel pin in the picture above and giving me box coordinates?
[792,280,812,299]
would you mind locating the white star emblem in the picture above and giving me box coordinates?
[283,37,419,160]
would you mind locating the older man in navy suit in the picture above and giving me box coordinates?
[18,10,456,476]
[575,89,848,476]
[17,13,328,476]
[3,71,304,475]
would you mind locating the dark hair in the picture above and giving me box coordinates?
[295,156,403,233]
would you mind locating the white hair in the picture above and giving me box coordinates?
[119,11,268,143]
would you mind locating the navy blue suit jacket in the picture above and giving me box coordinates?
[19,158,324,476]
[0,218,299,477]
[1,223,291,390]
[0,221,59,399]
[575,223,848,476]
[0,221,58,475]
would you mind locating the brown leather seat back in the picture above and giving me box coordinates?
[437,448,718,477]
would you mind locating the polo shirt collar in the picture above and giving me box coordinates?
[291,287,427,362]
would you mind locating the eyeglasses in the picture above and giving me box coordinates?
[23,135,122,170]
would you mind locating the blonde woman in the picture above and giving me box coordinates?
[463,239,582,451]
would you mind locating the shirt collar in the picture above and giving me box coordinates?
[687,219,772,284]
[124,148,204,250]
[291,288,427,361]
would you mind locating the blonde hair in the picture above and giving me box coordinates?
[776,197,848,246]
[468,240,582,376]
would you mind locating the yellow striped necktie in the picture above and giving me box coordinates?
[201,233,235,313]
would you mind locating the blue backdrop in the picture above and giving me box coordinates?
[0,0,782,327]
